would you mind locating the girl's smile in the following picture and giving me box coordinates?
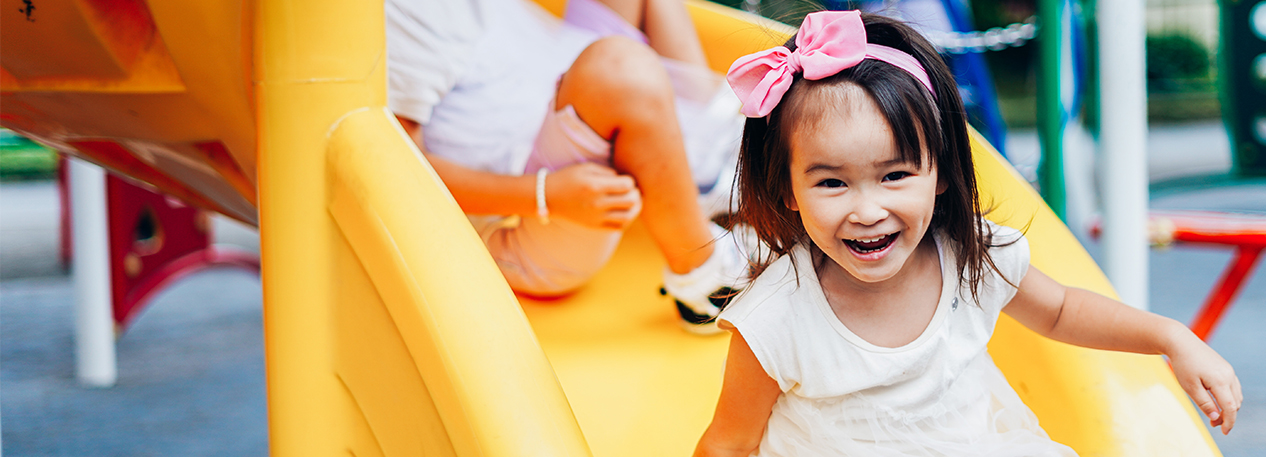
[786,84,943,287]
[843,232,898,258]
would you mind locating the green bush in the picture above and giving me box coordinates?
[1146,33,1213,92]
[0,130,58,181]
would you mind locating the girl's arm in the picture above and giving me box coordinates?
[396,116,641,230]
[695,331,781,457]
[1004,266,1243,435]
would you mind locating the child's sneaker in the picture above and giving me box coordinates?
[661,224,754,335]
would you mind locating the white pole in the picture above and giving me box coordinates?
[1098,0,1150,310]
[69,158,118,387]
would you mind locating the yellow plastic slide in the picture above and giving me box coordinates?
[0,0,1219,455]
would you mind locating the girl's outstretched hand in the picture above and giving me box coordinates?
[546,162,642,230]
[1167,331,1243,435]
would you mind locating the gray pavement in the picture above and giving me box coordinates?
[2,180,267,456]
[2,272,267,456]
[3,121,1265,455]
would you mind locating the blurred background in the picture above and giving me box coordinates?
[3,0,1264,455]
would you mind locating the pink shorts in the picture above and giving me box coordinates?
[476,102,624,297]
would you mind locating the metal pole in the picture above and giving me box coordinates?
[1036,0,1067,219]
[1097,0,1149,310]
[69,158,117,387]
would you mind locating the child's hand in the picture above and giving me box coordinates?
[546,163,642,230]
[1168,333,1242,435]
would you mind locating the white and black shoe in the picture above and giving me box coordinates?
[661,224,755,335]
[661,285,741,335]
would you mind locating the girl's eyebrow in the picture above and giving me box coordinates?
[803,157,908,173]
[877,158,906,166]
[803,162,842,174]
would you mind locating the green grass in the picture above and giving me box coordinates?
[0,130,58,181]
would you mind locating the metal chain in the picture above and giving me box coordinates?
[925,17,1040,54]
[737,0,1039,55]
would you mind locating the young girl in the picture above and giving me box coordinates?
[694,11,1242,456]
[387,0,749,333]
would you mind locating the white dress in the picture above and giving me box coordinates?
[718,223,1077,456]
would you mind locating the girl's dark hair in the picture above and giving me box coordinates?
[736,12,1005,300]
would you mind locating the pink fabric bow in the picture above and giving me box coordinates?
[726,11,935,118]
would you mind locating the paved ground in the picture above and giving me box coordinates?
[2,272,267,456]
[1,182,266,456]
[2,121,1264,455]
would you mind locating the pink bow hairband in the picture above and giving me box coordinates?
[726,10,935,118]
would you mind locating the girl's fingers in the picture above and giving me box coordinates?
[597,187,642,210]
[1187,383,1221,424]
[1210,383,1238,434]
[575,162,617,176]
[601,193,642,229]
[602,209,638,229]
[597,192,639,210]
[1233,376,1244,406]
[599,174,637,193]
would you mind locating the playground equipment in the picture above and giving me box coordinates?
[1094,210,1266,342]
[0,0,1224,455]
[56,156,260,330]
[1219,0,1266,176]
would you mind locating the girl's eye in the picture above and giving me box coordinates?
[883,171,911,182]
[817,179,846,188]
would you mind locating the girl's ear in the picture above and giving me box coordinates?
[936,171,948,195]
[786,194,799,212]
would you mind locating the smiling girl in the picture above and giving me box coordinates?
[693,11,1241,456]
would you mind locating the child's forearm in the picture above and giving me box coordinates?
[695,331,780,457]
[694,439,760,457]
[1044,287,1194,357]
[395,114,541,216]
[1010,267,1242,434]
[695,424,763,457]
[1052,290,1244,436]
[425,154,539,216]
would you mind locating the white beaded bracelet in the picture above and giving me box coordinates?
[535,167,550,225]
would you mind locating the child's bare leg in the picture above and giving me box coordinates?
[555,37,713,274]
[593,0,706,67]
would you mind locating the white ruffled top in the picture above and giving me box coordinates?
[718,222,1077,456]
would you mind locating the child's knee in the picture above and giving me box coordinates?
[567,37,673,103]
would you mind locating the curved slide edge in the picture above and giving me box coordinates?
[323,108,593,456]
[251,0,590,454]
[971,130,1221,456]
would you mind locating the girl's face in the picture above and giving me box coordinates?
[787,87,943,285]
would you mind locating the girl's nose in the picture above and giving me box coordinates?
[847,198,889,225]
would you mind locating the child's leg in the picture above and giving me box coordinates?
[554,36,714,275]
[589,0,707,67]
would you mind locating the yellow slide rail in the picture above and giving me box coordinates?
[253,2,588,455]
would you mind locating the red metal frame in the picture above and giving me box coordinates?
[58,165,260,332]
[57,155,72,269]
[1148,211,1266,341]
[115,246,260,330]
[1095,211,1266,341]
